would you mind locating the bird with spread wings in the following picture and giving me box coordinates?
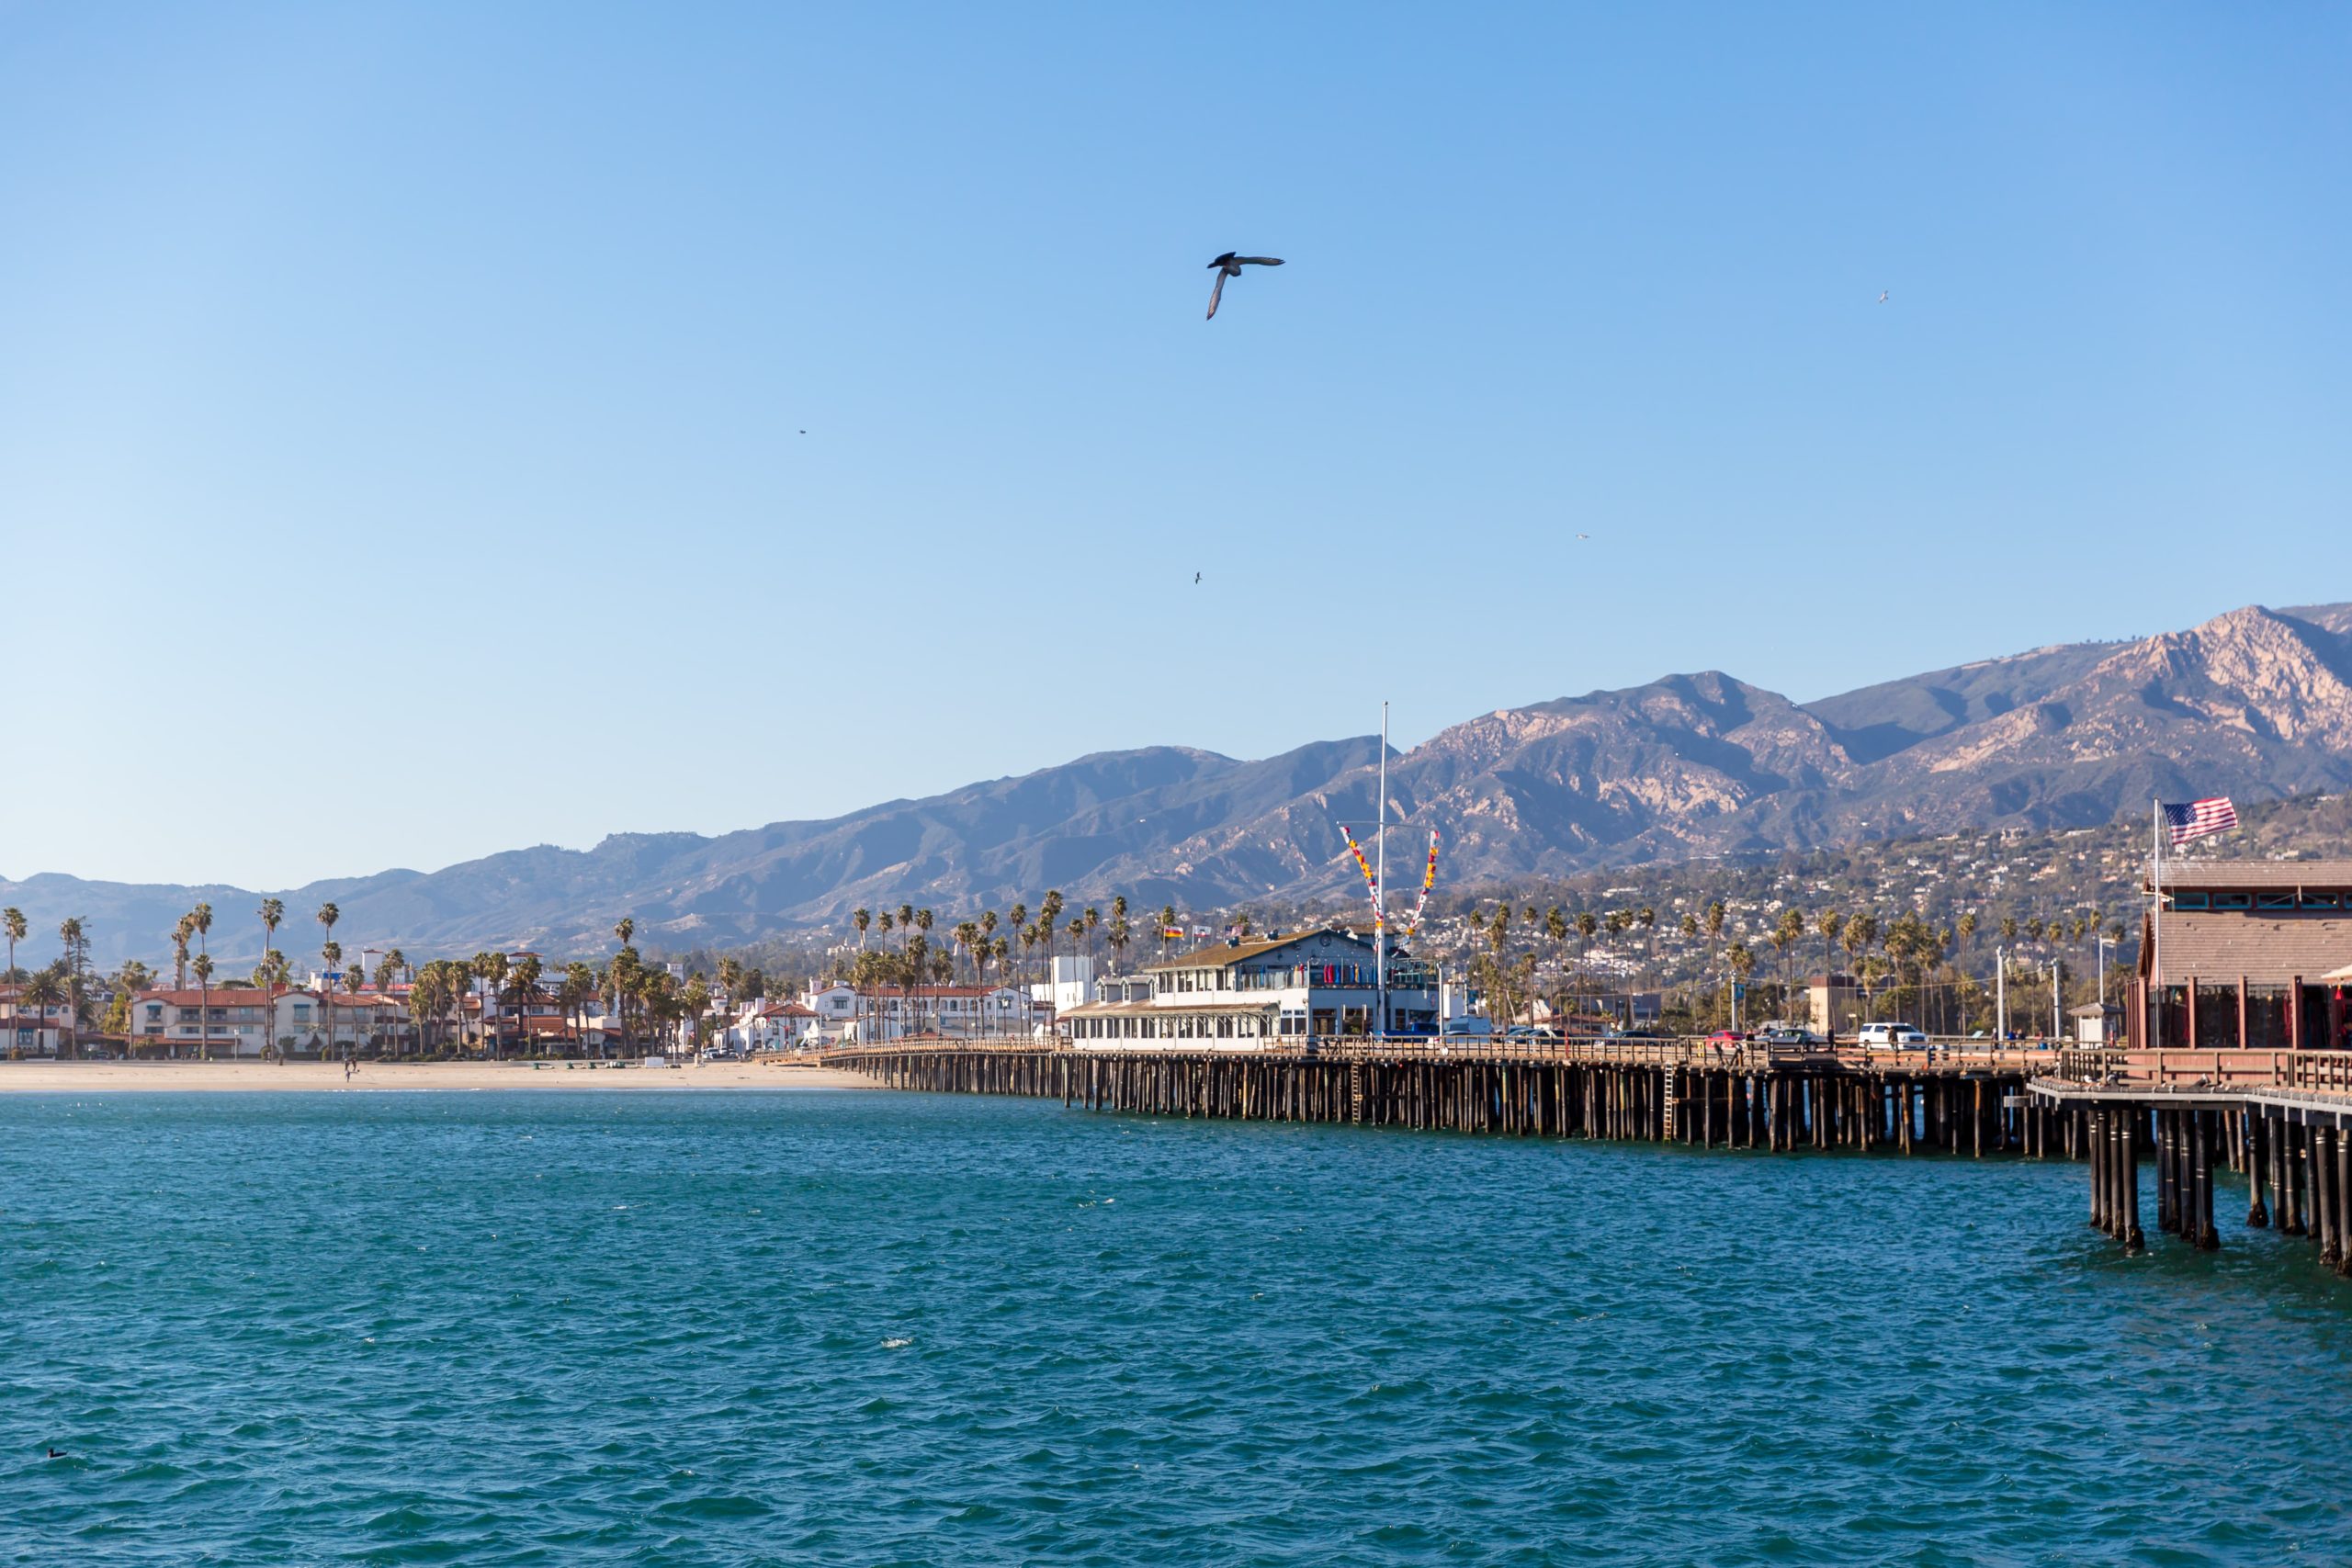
[1206,252,1283,320]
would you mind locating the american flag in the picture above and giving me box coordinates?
[2162,796,2238,847]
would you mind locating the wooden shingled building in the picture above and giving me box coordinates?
[2136,861,2352,1051]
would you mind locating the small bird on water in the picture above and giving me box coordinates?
[1205,253,1283,320]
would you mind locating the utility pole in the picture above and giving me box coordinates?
[2051,957,2062,1042]
[1995,945,2007,1042]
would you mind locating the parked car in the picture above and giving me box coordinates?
[1704,1029,1749,1045]
[1856,1022,1928,1050]
[1441,1017,1494,1039]
[1754,1026,1826,1047]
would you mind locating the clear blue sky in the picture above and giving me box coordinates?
[5,3,2347,888]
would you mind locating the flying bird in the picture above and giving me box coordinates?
[1576,533,1589,540]
[1206,252,1283,320]
[1194,572,1202,583]
[1877,291,1889,304]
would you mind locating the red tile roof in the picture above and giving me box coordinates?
[134,988,309,1007]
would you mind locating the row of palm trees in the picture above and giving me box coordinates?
[1459,889,2132,1033]
[846,892,1179,990]
[4,907,98,1054]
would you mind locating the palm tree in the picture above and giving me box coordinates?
[320,941,344,1059]
[1083,907,1101,959]
[1770,908,1804,1020]
[504,954,543,1055]
[57,918,89,1055]
[1154,904,1173,960]
[21,968,64,1054]
[171,917,193,993]
[313,904,341,1058]
[1574,910,1599,1016]
[1039,891,1065,976]
[561,963,597,1056]
[190,902,213,970]
[1702,901,1726,1017]
[258,898,283,964]
[1543,907,1569,1021]
[1844,912,1879,1015]
[853,908,871,948]
[1727,942,1757,1029]
[476,952,510,1058]
[103,960,153,1044]
[2,907,23,990]
[192,952,215,1060]
[1106,916,1130,975]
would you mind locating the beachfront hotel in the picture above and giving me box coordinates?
[1057,928,1441,1045]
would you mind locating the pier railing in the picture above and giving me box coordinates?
[2052,1047,2352,1095]
[820,1034,2063,1076]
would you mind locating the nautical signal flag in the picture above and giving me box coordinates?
[2162,797,2238,847]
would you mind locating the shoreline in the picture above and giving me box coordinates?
[0,1059,861,1093]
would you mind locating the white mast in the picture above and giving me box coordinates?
[2150,797,2163,1051]
[1375,701,1388,1038]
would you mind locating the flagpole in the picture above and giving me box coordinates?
[1374,701,1388,1040]
[2150,797,2163,1051]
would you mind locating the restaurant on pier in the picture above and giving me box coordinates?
[2133,861,2352,1051]
[1058,928,1441,1044]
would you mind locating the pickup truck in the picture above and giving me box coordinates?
[1855,1022,1928,1050]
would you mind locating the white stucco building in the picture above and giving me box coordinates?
[1057,928,1440,1047]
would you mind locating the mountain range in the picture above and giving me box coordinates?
[10,601,2352,966]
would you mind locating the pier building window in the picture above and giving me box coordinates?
[1216,1018,1233,1037]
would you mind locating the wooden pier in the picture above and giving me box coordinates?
[2034,1048,2352,1277]
[820,1039,2053,1158]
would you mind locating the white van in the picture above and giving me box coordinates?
[1856,1022,1928,1050]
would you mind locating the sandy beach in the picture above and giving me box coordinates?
[0,1059,862,1092]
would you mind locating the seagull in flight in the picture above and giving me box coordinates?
[1194,572,1202,584]
[1206,252,1283,320]
[1877,291,1889,304]
[1576,533,1589,540]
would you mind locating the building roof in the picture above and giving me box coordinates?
[2150,860,2352,892]
[1061,998,1281,1018]
[1141,931,1368,973]
[134,987,316,1007]
[2138,910,2352,988]
[846,985,1012,998]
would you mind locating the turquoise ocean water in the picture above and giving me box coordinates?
[6,1089,2351,1565]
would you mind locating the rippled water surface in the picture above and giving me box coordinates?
[6,1089,2352,1565]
